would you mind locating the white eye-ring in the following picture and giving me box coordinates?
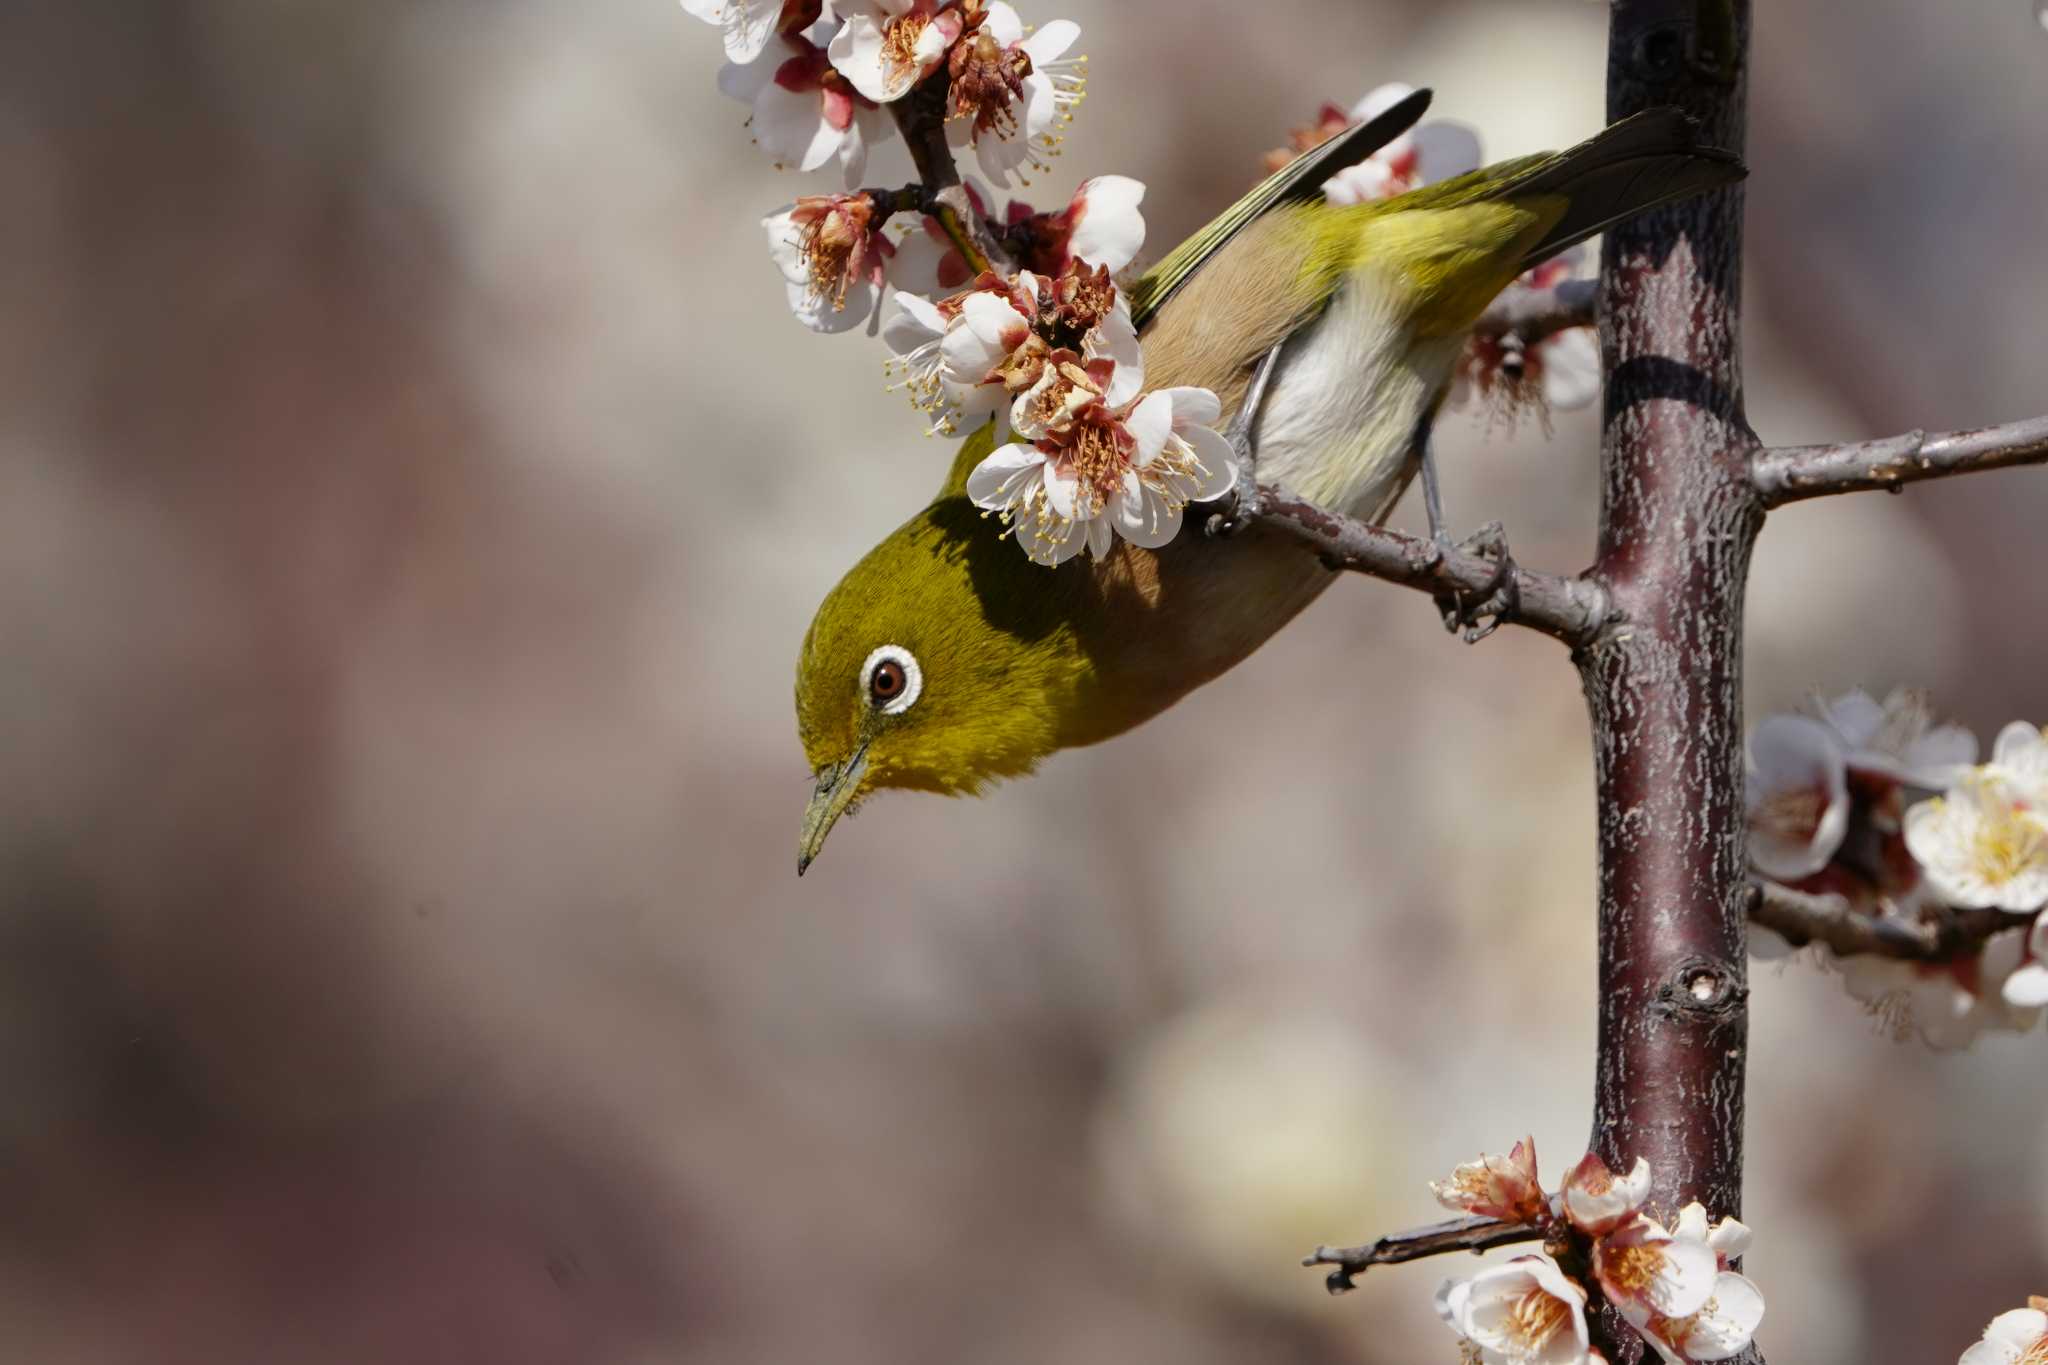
[861,644,922,716]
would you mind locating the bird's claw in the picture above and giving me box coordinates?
[1204,469,1263,538]
[1433,521,1519,643]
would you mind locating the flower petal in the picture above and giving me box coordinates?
[1126,392,1172,466]
[785,278,876,333]
[1679,1272,1766,1361]
[1084,513,1115,560]
[1116,478,1182,549]
[1066,176,1147,272]
[752,80,841,171]
[881,293,944,361]
[1019,17,1079,64]
[981,0,1025,46]
[1346,81,1417,124]
[1539,327,1602,411]
[965,443,1044,509]
[2003,961,2048,1008]
[1180,423,1240,502]
[1153,385,1222,431]
[827,16,904,103]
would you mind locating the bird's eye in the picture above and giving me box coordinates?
[861,644,922,716]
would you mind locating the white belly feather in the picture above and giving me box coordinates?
[1250,267,1468,520]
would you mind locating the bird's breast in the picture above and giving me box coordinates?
[1251,266,1467,519]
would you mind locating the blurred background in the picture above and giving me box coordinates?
[4,1,2046,1361]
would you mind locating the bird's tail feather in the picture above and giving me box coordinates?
[1492,108,1745,267]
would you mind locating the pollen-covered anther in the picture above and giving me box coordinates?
[879,13,934,84]
[1052,261,1117,334]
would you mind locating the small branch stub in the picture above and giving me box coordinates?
[1304,1216,1547,1294]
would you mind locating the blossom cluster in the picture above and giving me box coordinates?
[709,0,1094,334]
[1744,689,2048,1047]
[885,259,1235,564]
[1262,86,1601,424]
[688,0,1244,564]
[698,0,1082,192]
[1429,1140,1764,1364]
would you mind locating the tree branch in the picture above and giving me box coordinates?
[1747,881,2030,962]
[1302,1216,1547,1294]
[1751,416,2048,507]
[1581,1,1759,1360]
[889,77,1011,274]
[1257,487,1612,649]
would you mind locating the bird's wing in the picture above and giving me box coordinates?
[1124,87,1432,331]
[1382,107,1745,269]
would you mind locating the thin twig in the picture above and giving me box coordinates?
[1748,881,2030,962]
[1752,416,2048,507]
[1303,1216,1546,1294]
[1472,277,1598,349]
[888,79,1010,274]
[1257,486,1610,649]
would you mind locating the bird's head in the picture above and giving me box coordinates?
[793,471,1090,875]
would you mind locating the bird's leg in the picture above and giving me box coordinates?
[1415,408,1519,643]
[1204,341,1287,538]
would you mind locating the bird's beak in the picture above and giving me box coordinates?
[797,743,868,877]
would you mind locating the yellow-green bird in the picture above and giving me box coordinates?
[794,91,1742,873]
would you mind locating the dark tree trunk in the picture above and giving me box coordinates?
[1583,1,1763,1360]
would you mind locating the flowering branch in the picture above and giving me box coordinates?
[1751,415,2048,507]
[1747,881,2029,963]
[1302,1215,1546,1294]
[1472,275,1599,351]
[1256,487,1612,648]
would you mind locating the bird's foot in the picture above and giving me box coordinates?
[1433,521,1519,643]
[1204,464,1263,538]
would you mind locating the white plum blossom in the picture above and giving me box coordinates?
[718,33,892,187]
[1745,713,1851,882]
[763,193,898,332]
[882,265,1140,433]
[1816,687,1979,789]
[1021,173,1144,274]
[828,0,965,104]
[1591,1213,1720,1324]
[1960,1302,2048,1365]
[683,0,820,64]
[1451,248,1602,418]
[1622,1204,1766,1365]
[1431,1137,1547,1225]
[2002,912,2048,1009]
[1560,1152,1652,1238]
[1840,924,2044,1049]
[1905,773,2048,910]
[944,3,1086,185]
[968,375,1235,566]
[1436,1255,1596,1365]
